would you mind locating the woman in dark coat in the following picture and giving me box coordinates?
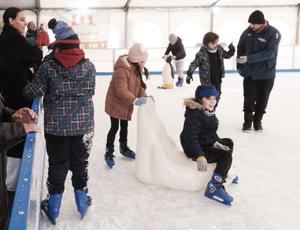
[0,7,42,216]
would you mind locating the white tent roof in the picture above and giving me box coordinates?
[0,0,299,9]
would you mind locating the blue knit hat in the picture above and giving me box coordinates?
[48,18,80,48]
[195,85,219,99]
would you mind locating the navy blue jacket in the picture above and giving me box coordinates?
[237,23,281,80]
[180,99,219,160]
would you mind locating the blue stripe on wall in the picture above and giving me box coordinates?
[96,69,300,76]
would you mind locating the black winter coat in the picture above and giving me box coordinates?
[237,23,281,80]
[180,99,220,161]
[0,25,42,156]
[0,25,42,109]
[164,37,186,60]
[0,97,26,230]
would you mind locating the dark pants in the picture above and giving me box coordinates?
[45,132,93,194]
[106,116,128,149]
[243,78,274,114]
[0,152,8,230]
[203,138,233,177]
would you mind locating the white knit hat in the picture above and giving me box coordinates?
[168,33,177,45]
[128,43,148,63]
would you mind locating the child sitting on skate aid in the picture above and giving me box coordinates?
[180,85,238,205]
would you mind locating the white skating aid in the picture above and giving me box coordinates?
[135,98,214,191]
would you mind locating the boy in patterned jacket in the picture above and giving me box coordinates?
[186,32,235,96]
[24,18,96,225]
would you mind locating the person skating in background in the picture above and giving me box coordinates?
[0,7,42,216]
[0,95,40,230]
[163,33,186,87]
[180,85,237,205]
[104,43,150,169]
[24,18,96,225]
[26,21,38,46]
[186,32,235,97]
[236,10,281,132]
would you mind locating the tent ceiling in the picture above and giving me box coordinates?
[0,0,299,9]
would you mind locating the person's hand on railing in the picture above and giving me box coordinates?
[12,107,37,123]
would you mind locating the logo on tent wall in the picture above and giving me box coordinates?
[71,15,107,49]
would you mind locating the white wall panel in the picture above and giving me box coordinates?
[40,9,125,48]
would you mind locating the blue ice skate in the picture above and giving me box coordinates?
[176,77,183,87]
[41,193,62,225]
[105,152,115,168]
[231,176,239,184]
[204,173,233,205]
[119,143,136,159]
[74,189,92,219]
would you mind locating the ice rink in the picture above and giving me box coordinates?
[41,73,300,230]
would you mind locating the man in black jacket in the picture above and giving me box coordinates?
[0,95,39,230]
[164,33,186,87]
[237,10,281,132]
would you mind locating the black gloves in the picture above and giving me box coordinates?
[186,75,193,84]
[228,42,235,52]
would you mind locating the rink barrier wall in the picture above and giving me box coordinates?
[86,45,300,73]
[9,98,46,230]
[96,68,300,76]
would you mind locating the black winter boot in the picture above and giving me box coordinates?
[253,113,264,131]
[242,112,253,132]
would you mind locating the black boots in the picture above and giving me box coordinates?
[242,112,253,132]
[253,113,264,131]
[242,112,264,132]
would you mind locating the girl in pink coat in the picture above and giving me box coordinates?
[104,43,149,168]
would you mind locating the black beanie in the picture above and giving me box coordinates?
[248,10,265,24]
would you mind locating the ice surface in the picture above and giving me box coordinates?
[41,73,300,230]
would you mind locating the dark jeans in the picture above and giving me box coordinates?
[243,78,274,114]
[203,138,233,177]
[106,116,128,149]
[45,132,93,194]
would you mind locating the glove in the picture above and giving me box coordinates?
[228,42,235,52]
[186,75,193,84]
[196,156,208,171]
[134,97,147,106]
[236,56,247,64]
[147,95,155,102]
[213,141,230,151]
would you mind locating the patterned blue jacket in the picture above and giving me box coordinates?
[24,58,96,136]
